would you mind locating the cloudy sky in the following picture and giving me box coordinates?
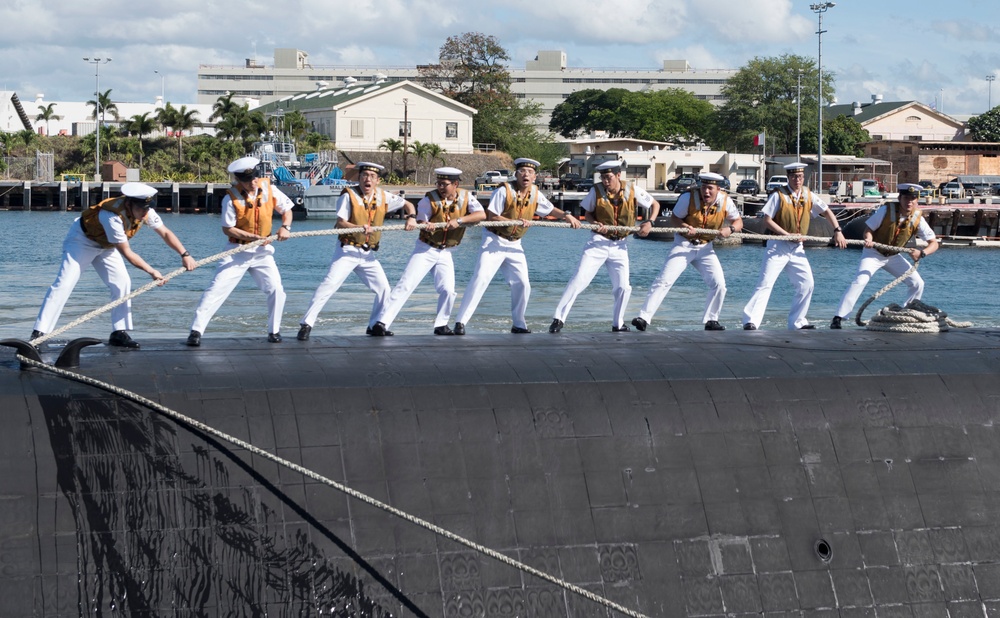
[3,0,998,117]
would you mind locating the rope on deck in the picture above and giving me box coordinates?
[13,353,651,618]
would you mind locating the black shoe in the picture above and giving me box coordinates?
[799,324,816,330]
[743,323,757,330]
[549,319,564,333]
[510,326,531,334]
[631,317,648,331]
[454,322,465,336]
[612,324,630,332]
[434,325,454,336]
[108,330,139,349]
[268,332,283,343]
[704,320,725,331]
[297,324,311,341]
[186,330,201,347]
[830,316,843,330]
[368,322,388,336]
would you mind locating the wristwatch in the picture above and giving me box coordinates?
[282,224,292,231]
[728,225,736,234]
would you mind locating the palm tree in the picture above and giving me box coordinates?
[186,140,213,180]
[426,143,447,173]
[121,112,157,167]
[408,141,433,184]
[379,138,404,175]
[210,92,240,122]
[35,103,61,136]
[86,89,119,123]
[157,103,201,163]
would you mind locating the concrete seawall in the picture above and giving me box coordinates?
[3,330,1000,616]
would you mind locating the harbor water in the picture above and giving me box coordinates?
[2,210,997,341]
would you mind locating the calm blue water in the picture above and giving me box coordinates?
[2,210,997,340]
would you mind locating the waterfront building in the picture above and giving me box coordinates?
[197,48,738,133]
[824,96,966,142]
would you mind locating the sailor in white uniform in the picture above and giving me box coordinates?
[632,172,742,332]
[550,160,659,333]
[369,167,485,336]
[742,162,847,330]
[452,157,580,335]
[32,182,196,348]
[187,156,294,346]
[297,162,415,340]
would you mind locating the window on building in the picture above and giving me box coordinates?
[906,116,921,122]
[351,119,364,138]
[399,121,411,138]
[445,122,458,139]
[907,135,922,141]
[871,134,883,140]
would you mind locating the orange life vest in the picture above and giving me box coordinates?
[592,183,636,240]
[341,187,389,250]
[228,178,277,244]
[494,182,538,241]
[682,189,728,242]
[79,197,143,248]
[418,189,472,248]
[772,186,812,236]
[872,202,923,256]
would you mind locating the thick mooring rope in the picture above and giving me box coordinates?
[14,354,649,618]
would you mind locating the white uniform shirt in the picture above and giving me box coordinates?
[672,192,741,222]
[335,189,409,221]
[486,184,556,218]
[865,205,937,242]
[579,183,655,213]
[760,188,829,220]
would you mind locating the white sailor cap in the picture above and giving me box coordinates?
[356,162,385,174]
[120,182,157,203]
[595,160,622,173]
[783,162,808,171]
[227,156,260,173]
[513,157,540,170]
[698,172,726,185]
[435,167,462,181]
[898,183,923,196]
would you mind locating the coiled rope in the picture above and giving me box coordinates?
[14,354,649,618]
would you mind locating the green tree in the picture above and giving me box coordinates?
[120,112,157,167]
[186,139,214,180]
[157,103,201,163]
[420,32,543,153]
[549,89,631,138]
[713,54,833,153]
[549,88,714,143]
[967,106,1000,141]
[210,92,241,122]
[86,89,119,123]
[408,140,432,183]
[379,138,404,175]
[35,103,62,136]
[806,114,871,157]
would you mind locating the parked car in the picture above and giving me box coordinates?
[861,179,881,196]
[943,182,964,198]
[736,179,759,195]
[559,173,582,190]
[917,180,935,189]
[765,175,788,193]
[666,174,696,192]
[719,178,731,191]
[575,179,596,192]
[674,176,698,192]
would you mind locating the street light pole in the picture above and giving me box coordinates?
[402,98,409,181]
[793,69,804,161]
[154,70,165,103]
[83,56,111,181]
[987,75,996,110]
[810,2,834,193]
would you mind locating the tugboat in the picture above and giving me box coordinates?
[251,132,355,220]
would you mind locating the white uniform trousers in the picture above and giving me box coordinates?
[742,240,815,329]
[35,228,133,333]
[638,239,726,325]
[454,231,531,329]
[377,240,456,329]
[300,243,390,329]
[835,248,923,318]
[190,247,286,334]
[553,234,632,328]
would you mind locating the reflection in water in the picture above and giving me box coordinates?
[40,394,410,616]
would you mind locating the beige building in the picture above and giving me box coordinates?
[197,48,737,133]
[254,80,477,154]
[825,97,965,142]
[865,140,1000,186]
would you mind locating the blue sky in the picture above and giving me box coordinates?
[2,0,998,118]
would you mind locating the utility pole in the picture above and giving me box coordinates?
[811,2,835,193]
[83,56,111,181]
